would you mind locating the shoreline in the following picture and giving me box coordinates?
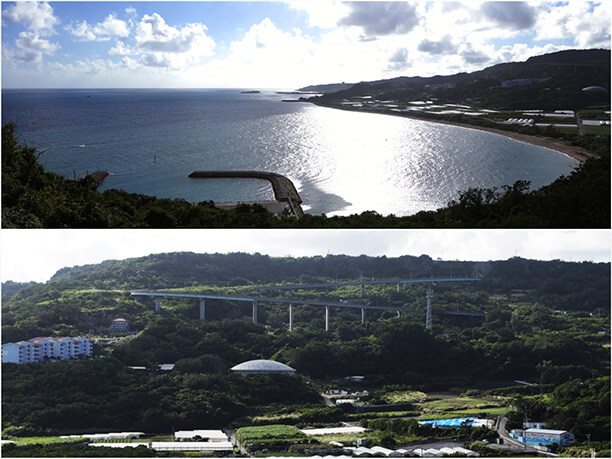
[310,100,596,163]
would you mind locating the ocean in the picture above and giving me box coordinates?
[1,88,578,216]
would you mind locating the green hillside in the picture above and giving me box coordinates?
[316,49,610,110]
[2,253,610,453]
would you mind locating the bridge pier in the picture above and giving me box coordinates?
[289,304,293,331]
[155,298,160,313]
[253,301,258,324]
[361,308,366,324]
[426,289,433,331]
[199,299,205,320]
[325,305,330,331]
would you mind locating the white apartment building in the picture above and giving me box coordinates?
[2,337,93,364]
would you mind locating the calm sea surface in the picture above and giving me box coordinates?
[2,88,578,216]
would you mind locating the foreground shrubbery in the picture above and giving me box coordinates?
[2,123,609,227]
[1,443,156,457]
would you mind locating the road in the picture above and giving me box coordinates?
[496,416,558,457]
[321,393,336,407]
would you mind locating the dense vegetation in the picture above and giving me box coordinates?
[3,118,610,227]
[506,377,611,441]
[235,425,317,453]
[2,443,156,457]
[2,355,320,435]
[2,252,609,454]
[317,49,611,112]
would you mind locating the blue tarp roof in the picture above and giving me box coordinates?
[419,418,477,427]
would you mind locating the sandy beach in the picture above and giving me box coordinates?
[312,101,596,163]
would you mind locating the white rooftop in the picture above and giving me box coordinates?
[151,441,233,452]
[62,432,144,440]
[301,426,366,436]
[526,428,569,434]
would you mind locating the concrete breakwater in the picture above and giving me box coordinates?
[188,170,304,218]
[83,170,110,189]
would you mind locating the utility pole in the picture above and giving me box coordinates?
[586,433,591,457]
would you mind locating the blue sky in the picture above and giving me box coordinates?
[2,1,610,88]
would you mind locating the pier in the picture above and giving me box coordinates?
[188,170,304,217]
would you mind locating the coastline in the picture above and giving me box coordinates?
[309,100,596,163]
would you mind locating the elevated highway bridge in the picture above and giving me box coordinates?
[131,277,483,332]
[131,291,412,331]
[255,277,482,296]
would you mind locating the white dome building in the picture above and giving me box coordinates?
[230,359,296,375]
[581,86,608,93]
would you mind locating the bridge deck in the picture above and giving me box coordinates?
[256,277,482,290]
[131,291,411,312]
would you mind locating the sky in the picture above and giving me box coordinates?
[1,229,610,283]
[1,1,610,88]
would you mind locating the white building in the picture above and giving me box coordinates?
[111,318,130,331]
[2,337,93,364]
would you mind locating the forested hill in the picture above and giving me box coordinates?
[3,252,609,312]
[2,252,609,437]
[314,48,610,110]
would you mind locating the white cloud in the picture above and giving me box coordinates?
[481,1,537,30]
[6,30,58,63]
[2,1,57,35]
[2,1,59,64]
[388,47,411,71]
[535,1,611,48]
[68,14,129,41]
[190,17,319,86]
[99,14,130,37]
[109,40,132,56]
[289,1,350,29]
[338,2,421,37]
[460,43,491,65]
[134,13,216,68]
[418,35,458,56]
[492,42,570,64]
[3,1,609,88]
